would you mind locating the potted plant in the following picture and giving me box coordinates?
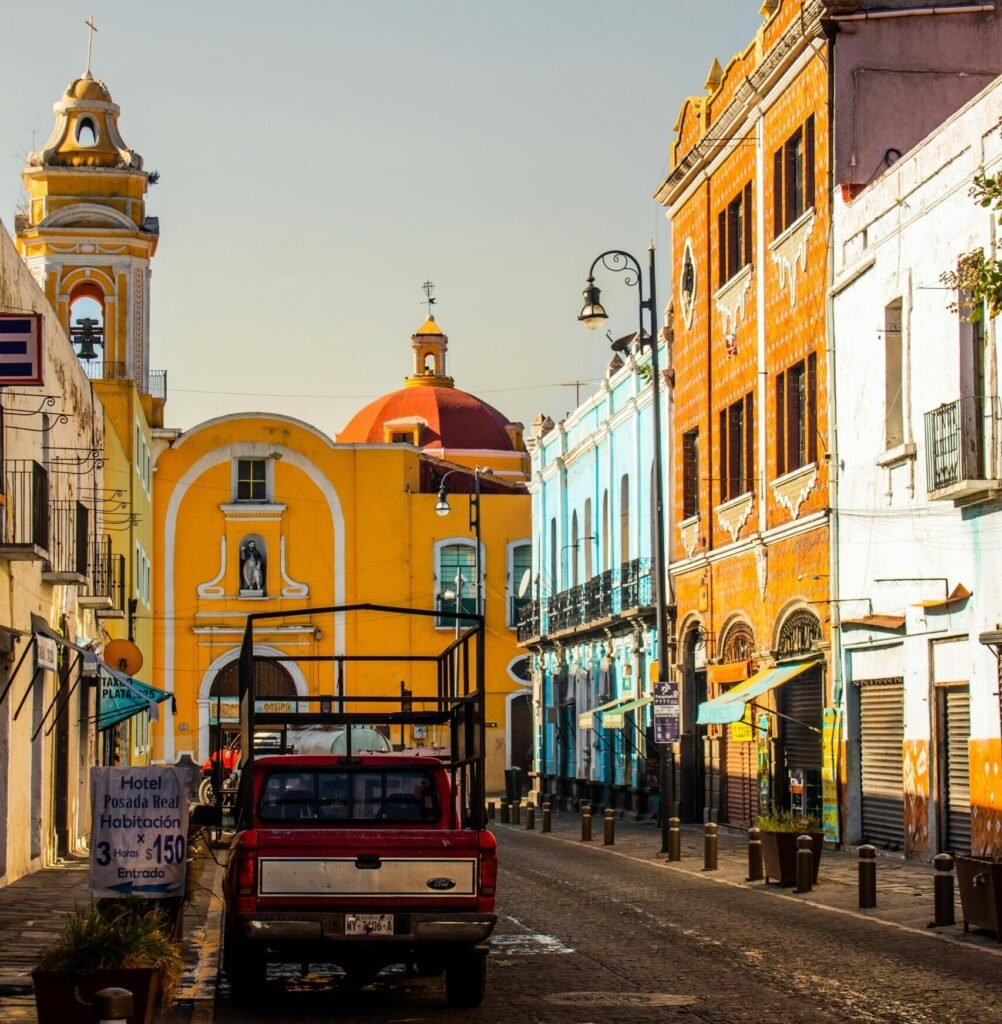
[32,899,184,1024]
[954,854,1002,939]
[757,809,824,887]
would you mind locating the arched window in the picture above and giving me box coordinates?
[720,621,755,663]
[619,473,630,564]
[68,285,105,364]
[571,511,579,587]
[75,116,98,147]
[583,498,593,579]
[602,490,610,572]
[436,542,477,627]
[508,541,532,628]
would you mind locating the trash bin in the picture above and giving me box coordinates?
[504,767,522,804]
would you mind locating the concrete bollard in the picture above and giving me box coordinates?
[500,799,510,824]
[95,987,133,1024]
[795,834,814,893]
[933,853,955,927]
[703,821,718,871]
[542,802,552,833]
[604,808,615,846]
[581,807,592,842]
[858,845,877,908]
[512,800,521,826]
[487,800,495,821]
[668,817,682,861]
[747,826,764,881]
[525,805,535,830]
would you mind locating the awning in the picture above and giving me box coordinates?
[578,693,629,731]
[841,614,905,631]
[600,695,652,730]
[697,660,818,725]
[914,583,971,610]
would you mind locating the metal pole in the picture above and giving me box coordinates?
[747,826,764,881]
[472,469,483,617]
[703,821,718,870]
[511,799,521,826]
[525,804,535,830]
[858,845,877,908]
[542,802,551,833]
[933,853,955,927]
[604,807,615,845]
[581,806,592,841]
[94,987,133,1024]
[668,816,681,861]
[795,834,813,893]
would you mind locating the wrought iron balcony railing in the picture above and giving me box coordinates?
[81,361,168,400]
[517,559,654,642]
[924,395,1002,500]
[80,536,126,614]
[42,500,89,583]
[0,460,49,558]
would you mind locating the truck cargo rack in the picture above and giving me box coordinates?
[231,603,486,829]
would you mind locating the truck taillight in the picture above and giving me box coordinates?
[236,832,258,897]
[478,830,498,897]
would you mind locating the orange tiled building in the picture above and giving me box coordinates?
[656,0,834,833]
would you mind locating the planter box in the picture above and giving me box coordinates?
[761,831,824,887]
[955,856,1002,939]
[32,967,159,1024]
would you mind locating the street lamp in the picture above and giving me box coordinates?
[435,467,484,617]
[579,244,673,854]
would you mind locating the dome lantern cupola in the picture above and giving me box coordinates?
[408,316,453,388]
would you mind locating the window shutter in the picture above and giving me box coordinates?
[718,210,727,288]
[728,405,740,501]
[743,182,753,266]
[788,365,802,471]
[785,137,798,228]
[805,115,816,211]
[719,409,728,504]
[776,373,786,477]
[774,148,783,235]
[807,352,818,464]
[745,392,754,495]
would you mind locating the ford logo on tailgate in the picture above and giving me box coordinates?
[427,877,456,891]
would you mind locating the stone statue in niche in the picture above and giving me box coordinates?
[240,539,265,595]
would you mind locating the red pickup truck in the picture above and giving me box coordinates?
[222,753,497,1006]
[215,602,496,1007]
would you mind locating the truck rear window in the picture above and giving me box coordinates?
[259,768,440,823]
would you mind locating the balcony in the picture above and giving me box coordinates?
[80,536,126,615]
[42,501,89,584]
[924,396,1002,506]
[0,460,49,561]
[517,558,653,644]
[82,361,168,400]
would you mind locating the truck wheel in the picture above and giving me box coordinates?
[444,951,487,1008]
[224,931,266,1006]
[197,777,214,805]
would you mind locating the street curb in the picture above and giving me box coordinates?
[499,822,1002,959]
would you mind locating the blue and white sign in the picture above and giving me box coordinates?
[653,681,680,744]
[97,672,171,731]
[89,766,189,898]
[0,314,43,386]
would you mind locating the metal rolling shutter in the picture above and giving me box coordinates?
[782,672,823,770]
[725,734,758,828]
[858,679,904,849]
[944,688,971,854]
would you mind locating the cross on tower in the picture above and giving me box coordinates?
[84,16,98,78]
[421,280,437,317]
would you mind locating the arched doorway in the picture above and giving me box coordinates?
[680,621,708,821]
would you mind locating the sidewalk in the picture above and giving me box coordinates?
[0,840,223,1023]
[495,806,1002,954]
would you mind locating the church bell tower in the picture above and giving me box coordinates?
[15,55,159,397]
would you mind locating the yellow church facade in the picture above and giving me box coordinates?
[153,320,532,791]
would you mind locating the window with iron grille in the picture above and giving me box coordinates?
[436,542,477,627]
[775,353,817,476]
[718,183,752,286]
[774,115,815,236]
[682,428,699,519]
[718,393,754,503]
[509,541,532,629]
[236,458,267,502]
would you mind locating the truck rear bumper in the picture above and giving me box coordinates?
[236,912,497,946]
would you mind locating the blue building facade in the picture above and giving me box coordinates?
[520,340,667,812]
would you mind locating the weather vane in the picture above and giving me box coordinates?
[421,280,437,317]
[84,16,98,78]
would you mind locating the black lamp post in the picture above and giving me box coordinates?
[579,244,673,854]
[435,467,484,617]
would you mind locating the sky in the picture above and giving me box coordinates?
[1,1,763,437]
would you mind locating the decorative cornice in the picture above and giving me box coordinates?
[715,492,754,542]
[769,207,816,307]
[679,514,701,558]
[713,263,753,333]
[771,462,818,519]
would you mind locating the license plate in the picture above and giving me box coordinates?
[345,914,394,937]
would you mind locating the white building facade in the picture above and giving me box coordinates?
[832,76,1002,859]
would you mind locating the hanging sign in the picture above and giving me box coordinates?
[730,704,754,742]
[36,635,58,672]
[89,766,189,898]
[0,313,44,385]
[653,681,680,744]
[97,673,171,731]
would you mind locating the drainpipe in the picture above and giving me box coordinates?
[829,4,994,19]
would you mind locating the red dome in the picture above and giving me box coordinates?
[338,383,516,450]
